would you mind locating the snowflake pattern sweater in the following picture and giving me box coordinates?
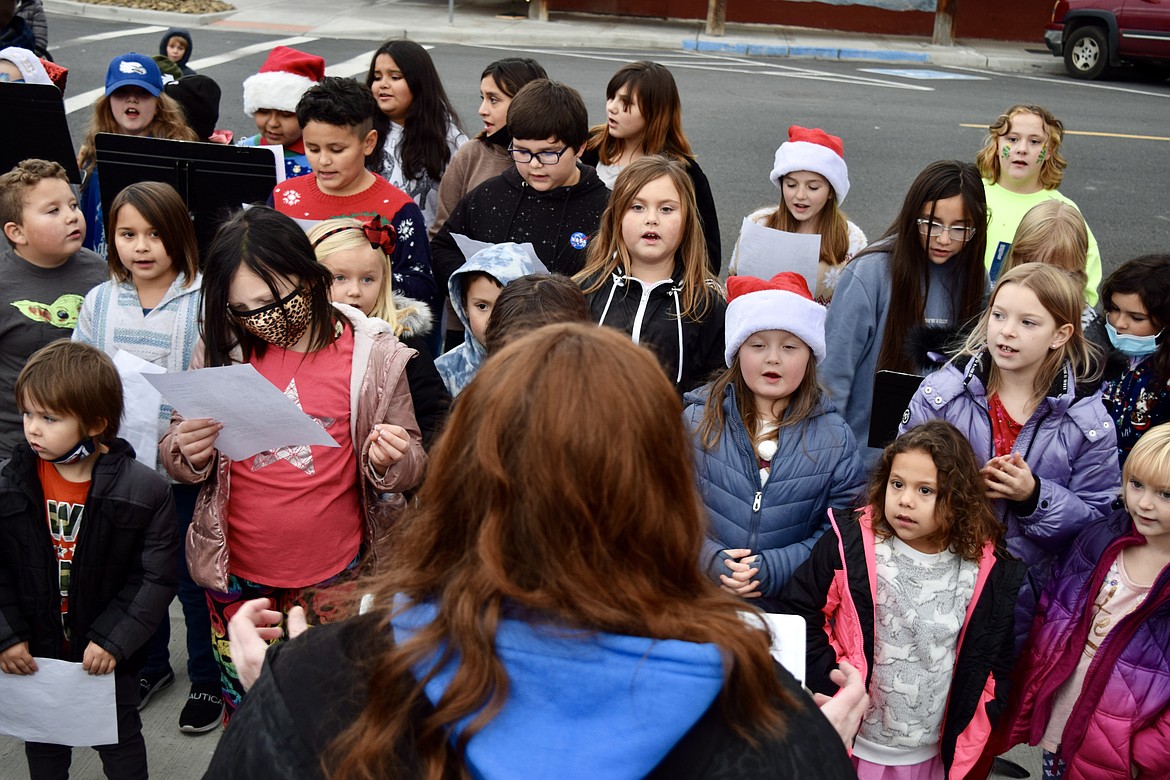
[273,173,438,313]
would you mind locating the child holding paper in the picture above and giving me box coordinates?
[0,340,179,778]
[160,206,426,723]
[730,126,866,305]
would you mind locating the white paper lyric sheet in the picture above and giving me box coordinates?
[144,363,339,461]
[0,658,118,746]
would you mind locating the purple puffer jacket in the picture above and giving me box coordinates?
[1004,510,1170,779]
[901,353,1119,644]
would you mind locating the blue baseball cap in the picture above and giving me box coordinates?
[105,53,163,97]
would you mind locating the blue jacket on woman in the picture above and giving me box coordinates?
[683,384,866,610]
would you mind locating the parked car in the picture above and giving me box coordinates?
[1044,0,1170,79]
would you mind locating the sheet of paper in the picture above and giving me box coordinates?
[0,658,117,746]
[112,349,166,470]
[733,218,821,293]
[450,233,548,274]
[261,143,286,184]
[739,611,806,685]
[145,363,339,461]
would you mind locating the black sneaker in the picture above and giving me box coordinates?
[138,668,175,711]
[179,682,224,734]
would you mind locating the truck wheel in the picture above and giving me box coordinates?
[1064,26,1109,79]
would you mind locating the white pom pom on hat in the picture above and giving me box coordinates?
[724,272,827,366]
[242,46,325,116]
[769,125,850,204]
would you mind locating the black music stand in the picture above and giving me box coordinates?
[0,82,80,183]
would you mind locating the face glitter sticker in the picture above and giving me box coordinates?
[569,231,588,250]
[1001,145,1011,159]
[1038,147,1046,162]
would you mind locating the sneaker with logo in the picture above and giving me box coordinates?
[138,668,175,711]
[179,682,224,733]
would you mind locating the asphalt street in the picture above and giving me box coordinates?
[42,15,1170,281]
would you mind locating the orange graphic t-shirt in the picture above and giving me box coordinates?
[37,458,90,642]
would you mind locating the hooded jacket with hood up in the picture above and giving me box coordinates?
[1003,510,1170,780]
[682,383,866,609]
[583,263,726,392]
[157,28,195,75]
[434,242,547,396]
[900,352,1120,646]
[430,164,610,292]
[203,604,856,780]
[778,509,1026,779]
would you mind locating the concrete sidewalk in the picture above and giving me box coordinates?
[46,0,1063,75]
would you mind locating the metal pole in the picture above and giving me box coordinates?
[448,0,454,25]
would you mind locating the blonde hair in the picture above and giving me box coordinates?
[975,105,1067,190]
[1124,423,1170,490]
[307,218,401,333]
[575,155,718,320]
[77,92,198,174]
[1005,200,1089,289]
[961,262,1099,402]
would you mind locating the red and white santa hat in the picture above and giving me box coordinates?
[724,272,827,366]
[769,125,850,204]
[242,46,325,116]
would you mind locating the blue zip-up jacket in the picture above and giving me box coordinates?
[684,383,866,609]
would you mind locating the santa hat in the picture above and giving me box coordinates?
[769,125,850,204]
[242,46,325,116]
[724,272,826,366]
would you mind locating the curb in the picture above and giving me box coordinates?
[44,0,234,26]
[683,39,930,64]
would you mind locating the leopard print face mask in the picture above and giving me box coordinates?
[234,287,312,348]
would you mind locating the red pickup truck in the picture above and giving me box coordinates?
[1045,0,1170,79]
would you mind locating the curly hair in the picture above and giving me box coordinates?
[77,92,197,174]
[0,159,69,239]
[868,420,1002,561]
[975,104,1067,190]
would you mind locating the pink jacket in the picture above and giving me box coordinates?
[778,509,1025,778]
[161,304,426,592]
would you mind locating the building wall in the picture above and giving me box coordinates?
[547,0,1055,42]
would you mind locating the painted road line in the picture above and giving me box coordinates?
[947,66,1170,100]
[326,51,377,78]
[859,68,989,80]
[63,35,318,115]
[463,43,933,91]
[49,25,169,50]
[184,35,318,71]
[959,123,1170,142]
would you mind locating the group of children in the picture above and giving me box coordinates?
[0,33,1168,780]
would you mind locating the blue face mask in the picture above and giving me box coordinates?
[1106,320,1163,358]
[50,438,97,465]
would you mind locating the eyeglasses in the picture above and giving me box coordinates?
[507,147,572,165]
[916,219,976,242]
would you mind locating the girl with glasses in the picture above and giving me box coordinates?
[821,160,989,465]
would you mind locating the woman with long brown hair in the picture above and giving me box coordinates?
[208,323,857,780]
